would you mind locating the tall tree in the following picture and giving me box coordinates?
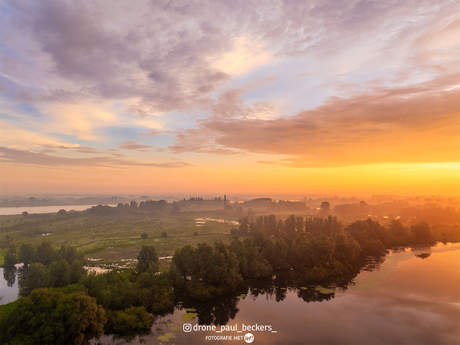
[4,245,16,267]
[35,241,55,266]
[320,201,331,215]
[137,245,159,274]
[18,243,34,267]
[50,259,70,288]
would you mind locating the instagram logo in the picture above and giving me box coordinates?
[183,323,192,332]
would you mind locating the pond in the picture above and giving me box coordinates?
[0,263,23,305]
[89,242,460,344]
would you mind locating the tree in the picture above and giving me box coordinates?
[320,201,331,215]
[410,222,434,244]
[19,262,50,296]
[296,216,304,232]
[35,241,55,266]
[22,211,29,217]
[141,232,148,239]
[5,289,106,345]
[4,245,16,267]
[57,209,67,216]
[130,200,138,210]
[160,232,167,238]
[50,260,70,288]
[388,219,408,238]
[70,259,87,284]
[18,243,34,267]
[58,243,82,264]
[137,245,159,274]
[284,214,296,236]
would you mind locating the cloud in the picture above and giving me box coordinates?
[3,0,455,114]
[118,140,153,151]
[139,129,162,136]
[212,35,273,75]
[167,73,460,166]
[0,146,192,168]
[0,121,79,149]
[1,0,459,173]
[40,102,117,142]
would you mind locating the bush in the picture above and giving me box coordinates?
[141,233,148,239]
[105,306,152,335]
[160,232,167,238]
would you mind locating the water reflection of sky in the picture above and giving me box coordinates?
[91,242,459,344]
[0,263,22,305]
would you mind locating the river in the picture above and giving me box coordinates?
[2,242,459,344]
[0,204,117,216]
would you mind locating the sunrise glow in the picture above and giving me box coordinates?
[0,1,459,197]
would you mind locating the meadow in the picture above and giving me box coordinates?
[0,206,241,268]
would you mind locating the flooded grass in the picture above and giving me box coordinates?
[157,332,176,343]
[181,312,197,322]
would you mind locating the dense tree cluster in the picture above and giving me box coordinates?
[2,289,106,345]
[2,245,173,343]
[171,242,242,300]
[182,214,436,299]
[12,242,87,296]
[241,198,308,212]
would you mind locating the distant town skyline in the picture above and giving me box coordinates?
[1,0,459,196]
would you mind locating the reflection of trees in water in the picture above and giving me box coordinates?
[251,284,334,303]
[193,295,240,326]
[296,288,334,303]
[180,252,390,326]
[415,253,430,259]
[17,265,27,280]
[361,255,385,272]
[3,266,17,287]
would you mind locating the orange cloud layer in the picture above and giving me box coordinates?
[169,73,460,167]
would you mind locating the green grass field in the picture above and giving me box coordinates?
[0,208,241,266]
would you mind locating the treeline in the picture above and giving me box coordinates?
[3,241,86,296]
[231,215,435,246]
[334,202,460,225]
[400,205,460,225]
[170,215,435,301]
[85,200,175,215]
[241,198,308,212]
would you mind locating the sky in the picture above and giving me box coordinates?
[0,0,459,197]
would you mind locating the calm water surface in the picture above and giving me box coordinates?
[90,242,460,345]
[0,204,117,215]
